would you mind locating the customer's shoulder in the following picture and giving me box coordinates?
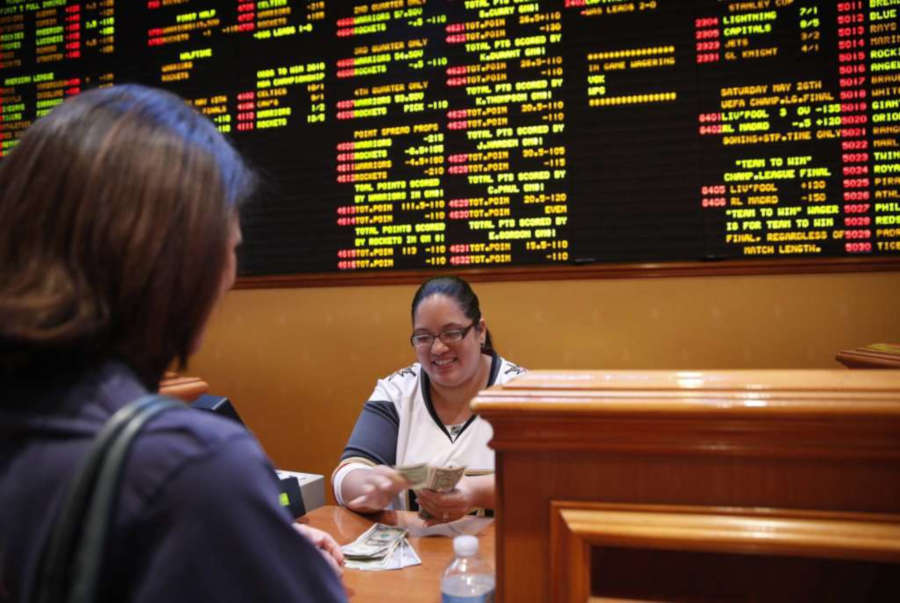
[122,407,270,510]
[140,406,259,464]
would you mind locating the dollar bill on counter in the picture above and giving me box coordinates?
[341,523,407,560]
[344,538,422,571]
[395,463,466,492]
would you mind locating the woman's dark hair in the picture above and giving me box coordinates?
[410,276,494,353]
[0,84,256,387]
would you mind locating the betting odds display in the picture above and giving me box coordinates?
[1,0,898,275]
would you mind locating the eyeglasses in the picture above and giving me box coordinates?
[410,322,477,348]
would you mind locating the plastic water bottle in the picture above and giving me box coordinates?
[441,534,495,603]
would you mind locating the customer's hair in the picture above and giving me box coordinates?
[410,276,494,353]
[0,84,256,386]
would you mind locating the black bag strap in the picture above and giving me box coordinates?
[31,394,184,603]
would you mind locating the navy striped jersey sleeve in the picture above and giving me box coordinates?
[340,400,399,466]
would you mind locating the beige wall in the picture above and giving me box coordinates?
[189,271,900,498]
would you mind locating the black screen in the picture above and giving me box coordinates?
[1,0,898,276]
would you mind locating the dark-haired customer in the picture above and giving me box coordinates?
[332,276,525,524]
[0,85,345,602]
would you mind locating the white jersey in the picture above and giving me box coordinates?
[334,353,525,510]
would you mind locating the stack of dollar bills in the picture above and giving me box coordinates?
[395,463,466,520]
[341,523,422,571]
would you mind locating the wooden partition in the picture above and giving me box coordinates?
[471,370,900,602]
[836,343,900,368]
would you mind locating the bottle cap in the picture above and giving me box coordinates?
[453,534,478,557]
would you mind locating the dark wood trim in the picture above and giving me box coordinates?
[235,256,900,289]
[494,451,507,603]
[550,501,591,603]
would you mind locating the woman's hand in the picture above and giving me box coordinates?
[345,465,409,513]
[293,523,345,577]
[415,476,478,525]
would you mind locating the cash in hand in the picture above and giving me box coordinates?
[395,463,465,492]
[395,463,466,520]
